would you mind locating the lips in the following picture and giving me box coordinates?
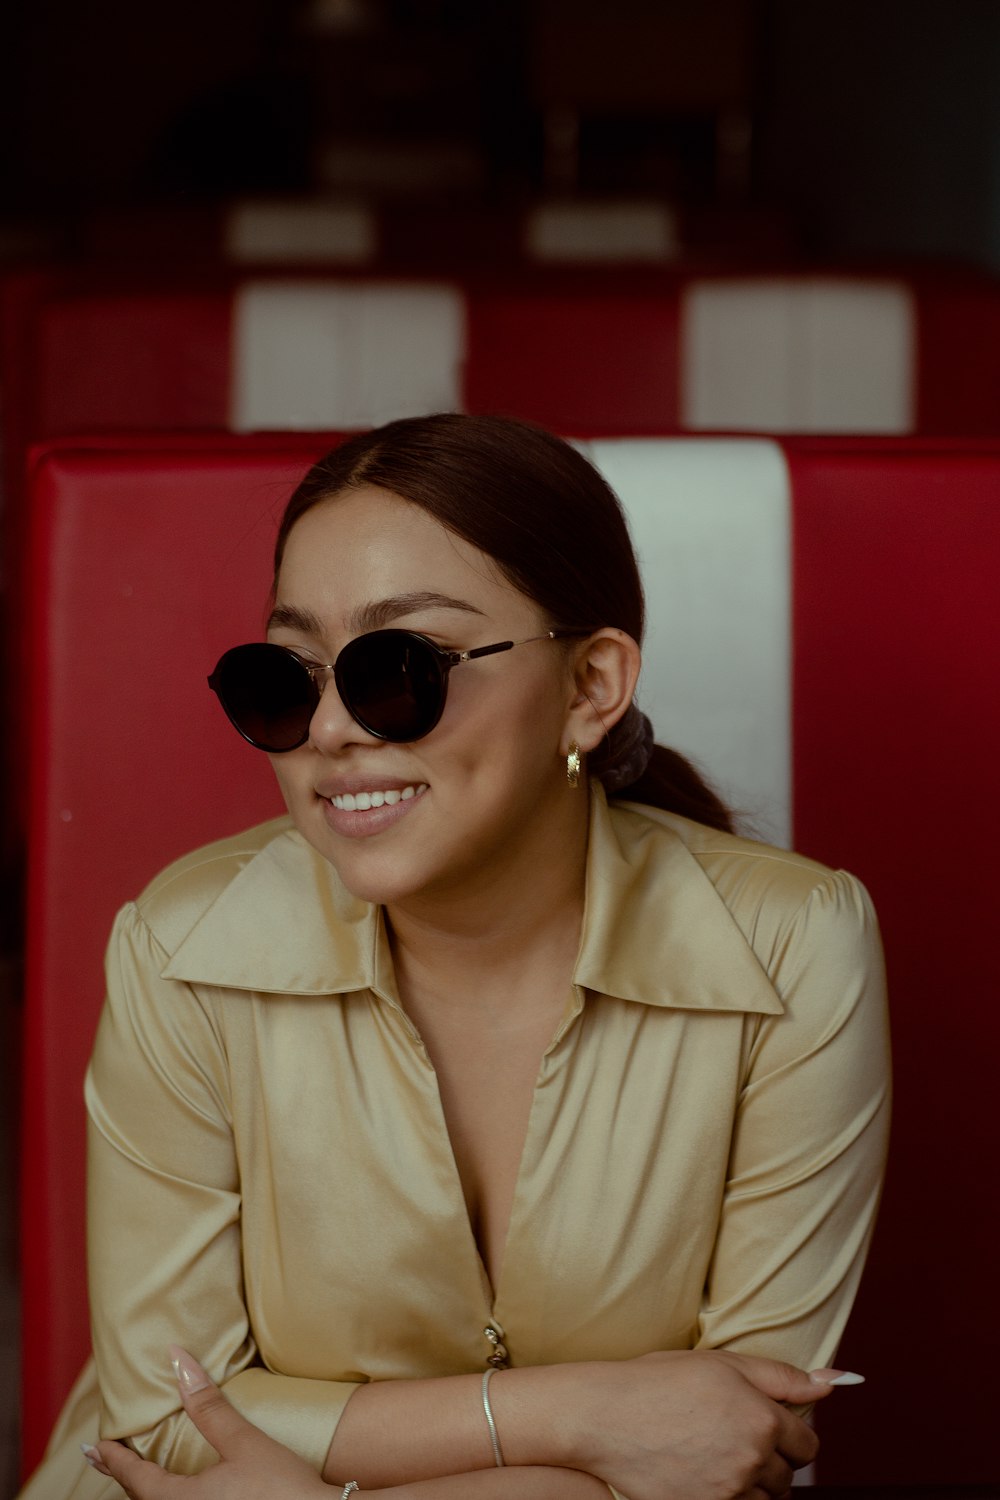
[317,778,429,840]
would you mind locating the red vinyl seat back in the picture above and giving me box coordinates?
[787,440,1000,1482]
[464,282,682,433]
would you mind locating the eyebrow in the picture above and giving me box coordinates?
[267,603,324,634]
[267,592,486,636]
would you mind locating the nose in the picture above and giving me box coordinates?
[306,668,378,752]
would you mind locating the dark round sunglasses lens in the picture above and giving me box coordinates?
[217,645,315,751]
[339,632,444,741]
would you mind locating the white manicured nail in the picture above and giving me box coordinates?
[809,1367,865,1386]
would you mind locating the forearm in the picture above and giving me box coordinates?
[366,1467,611,1500]
[120,1366,360,1474]
[324,1364,581,1487]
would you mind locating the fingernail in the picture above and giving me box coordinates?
[809,1367,865,1386]
[80,1442,100,1468]
[168,1344,211,1395]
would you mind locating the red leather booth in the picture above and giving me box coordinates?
[18,432,1000,1485]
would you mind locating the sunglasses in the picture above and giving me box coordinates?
[208,627,589,751]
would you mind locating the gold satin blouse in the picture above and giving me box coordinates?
[21,786,890,1498]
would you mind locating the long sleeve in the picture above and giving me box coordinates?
[695,869,891,1368]
[86,903,360,1473]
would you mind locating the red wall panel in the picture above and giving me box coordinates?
[790,445,1000,1484]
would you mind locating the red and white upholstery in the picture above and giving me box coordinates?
[4,268,1000,471]
[680,278,916,432]
[20,432,1000,1483]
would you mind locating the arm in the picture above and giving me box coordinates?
[324,1351,827,1496]
[93,1352,825,1500]
[92,1347,831,1500]
[695,869,891,1371]
[90,1352,610,1500]
[88,904,361,1472]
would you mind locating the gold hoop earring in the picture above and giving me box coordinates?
[566,742,582,789]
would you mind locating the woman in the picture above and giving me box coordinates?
[22,415,889,1500]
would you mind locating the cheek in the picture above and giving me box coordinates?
[267,753,305,809]
[442,670,566,779]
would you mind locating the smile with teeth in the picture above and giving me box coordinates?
[329,783,428,811]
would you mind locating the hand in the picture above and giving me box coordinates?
[85,1347,333,1499]
[540,1349,854,1500]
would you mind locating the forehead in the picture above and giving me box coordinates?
[275,484,530,620]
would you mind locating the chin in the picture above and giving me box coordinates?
[292,820,433,905]
[326,831,492,911]
[330,855,424,907]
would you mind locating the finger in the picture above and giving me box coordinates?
[721,1352,862,1406]
[755,1449,795,1497]
[170,1346,258,1460]
[81,1444,112,1479]
[772,1404,819,1470]
[91,1439,183,1498]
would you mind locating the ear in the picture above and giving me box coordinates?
[561,629,642,755]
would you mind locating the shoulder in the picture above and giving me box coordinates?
[610,798,881,982]
[613,796,851,898]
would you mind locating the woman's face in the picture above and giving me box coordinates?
[267,484,582,908]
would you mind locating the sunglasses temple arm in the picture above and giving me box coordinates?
[453,641,516,663]
[455,630,592,666]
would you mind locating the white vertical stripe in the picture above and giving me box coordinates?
[230,281,466,431]
[581,438,792,847]
[681,278,916,433]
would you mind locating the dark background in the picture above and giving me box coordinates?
[1,0,998,269]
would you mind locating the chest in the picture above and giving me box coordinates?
[228,992,749,1373]
[417,1014,557,1294]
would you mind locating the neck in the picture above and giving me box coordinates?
[385,785,592,1017]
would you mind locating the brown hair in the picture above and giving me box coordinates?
[275,414,733,833]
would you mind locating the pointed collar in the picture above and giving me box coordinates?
[161,789,781,1016]
[575,785,782,1015]
[161,826,395,998]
